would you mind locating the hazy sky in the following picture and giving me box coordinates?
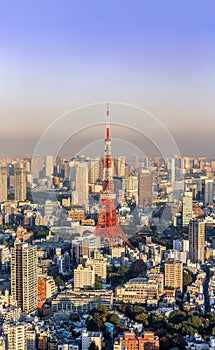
[0,0,215,157]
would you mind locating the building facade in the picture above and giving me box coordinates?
[164,260,183,292]
[189,219,205,264]
[11,241,37,314]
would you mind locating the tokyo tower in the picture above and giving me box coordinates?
[94,103,131,247]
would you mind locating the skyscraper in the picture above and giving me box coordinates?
[11,241,37,314]
[189,219,205,264]
[182,190,193,226]
[31,156,44,180]
[74,162,89,210]
[138,170,153,207]
[203,179,214,205]
[114,156,125,177]
[0,167,7,201]
[45,155,54,178]
[14,164,26,201]
[171,158,175,184]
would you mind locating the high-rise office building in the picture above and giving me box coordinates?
[14,164,26,201]
[189,219,205,264]
[182,190,193,226]
[138,170,153,207]
[88,158,103,183]
[11,241,37,314]
[45,155,54,178]
[203,179,214,205]
[164,260,183,292]
[171,158,175,184]
[133,154,139,171]
[0,167,7,201]
[114,156,125,177]
[31,156,44,180]
[73,162,89,210]
[0,244,10,271]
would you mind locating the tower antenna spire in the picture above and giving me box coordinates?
[94,103,131,248]
[105,102,111,142]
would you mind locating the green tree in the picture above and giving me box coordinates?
[54,276,64,286]
[109,314,120,326]
[135,313,149,326]
[95,280,103,290]
[183,270,193,287]
[87,313,104,331]
[168,310,187,325]
[89,341,99,350]
[95,304,108,316]
[186,315,202,330]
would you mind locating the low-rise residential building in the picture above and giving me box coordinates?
[114,331,159,350]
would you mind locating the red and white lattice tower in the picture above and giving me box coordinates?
[94,103,131,247]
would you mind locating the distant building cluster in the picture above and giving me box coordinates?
[0,154,214,349]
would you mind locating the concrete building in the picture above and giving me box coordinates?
[164,260,183,292]
[74,264,95,290]
[88,157,103,183]
[45,155,54,178]
[11,241,37,314]
[31,156,44,180]
[73,162,89,210]
[114,156,125,177]
[26,330,36,350]
[123,175,138,204]
[138,170,153,207]
[204,179,214,205]
[3,323,27,350]
[52,290,113,313]
[182,190,193,226]
[14,164,26,201]
[82,330,102,350]
[37,275,57,309]
[68,209,85,222]
[115,331,159,350]
[0,336,6,350]
[0,167,7,201]
[147,272,164,294]
[189,219,205,264]
[85,257,107,282]
[115,278,159,304]
[0,244,10,271]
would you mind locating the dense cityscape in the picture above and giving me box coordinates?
[1,0,214,348]
[0,111,215,350]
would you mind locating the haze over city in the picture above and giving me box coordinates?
[1,0,215,156]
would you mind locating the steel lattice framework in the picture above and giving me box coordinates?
[94,104,131,247]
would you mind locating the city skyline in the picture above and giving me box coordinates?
[1,0,215,156]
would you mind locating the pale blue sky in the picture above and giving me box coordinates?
[0,0,215,156]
